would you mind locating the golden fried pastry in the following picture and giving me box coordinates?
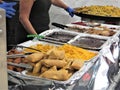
[49,66,57,71]
[26,52,44,63]
[13,58,22,64]
[47,48,65,60]
[41,66,49,73]
[100,30,115,36]
[63,61,73,71]
[87,29,115,36]
[71,60,84,70]
[27,71,40,76]
[40,69,72,81]
[41,59,67,68]
[32,61,41,74]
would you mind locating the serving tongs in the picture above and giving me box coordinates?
[7,54,33,70]
[7,52,33,70]
[27,34,67,45]
[7,52,33,58]
[52,22,85,30]
[7,45,42,70]
[7,62,33,70]
[9,44,41,52]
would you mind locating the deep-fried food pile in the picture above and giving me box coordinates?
[7,49,29,72]
[23,44,97,81]
[7,44,97,81]
[75,5,120,17]
[86,28,115,36]
[24,44,97,60]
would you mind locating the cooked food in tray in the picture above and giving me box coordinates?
[72,21,120,31]
[86,28,115,36]
[67,24,116,36]
[74,5,120,17]
[23,44,97,81]
[7,49,29,72]
[24,44,97,60]
[42,31,77,43]
[8,43,97,80]
[70,36,107,50]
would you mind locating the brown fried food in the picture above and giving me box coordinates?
[27,71,40,76]
[41,59,67,68]
[41,66,49,73]
[47,48,65,60]
[87,29,115,36]
[63,61,73,71]
[7,58,14,62]
[100,30,115,36]
[40,69,72,81]
[7,65,15,70]
[26,52,44,63]
[21,57,29,63]
[32,61,42,74]
[13,58,22,64]
[71,60,84,70]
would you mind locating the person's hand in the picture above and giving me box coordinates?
[0,2,17,18]
[65,7,74,17]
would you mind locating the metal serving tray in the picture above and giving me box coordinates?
[7,40,99,87]
[39,28,79,43]
[19,55,99,86]
[67,23,119,38]
[68,33,109,50]
[73,0,120,21]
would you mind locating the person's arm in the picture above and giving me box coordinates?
[51,0,74,17]
[51,0,68,9]
[19,0,37,34]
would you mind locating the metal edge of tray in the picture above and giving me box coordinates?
[68,33,109,50]
[39,28,79,43]
[39,28,80,36]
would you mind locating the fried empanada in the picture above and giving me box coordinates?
[32,61,41,74]
[40,69,71,81]
[71,60,84,70]
[47,48,65,60]
[26,52,44,63]
[41,59,67,68]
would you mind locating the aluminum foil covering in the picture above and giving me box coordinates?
[68,33,109,50]
[93,35,120,90]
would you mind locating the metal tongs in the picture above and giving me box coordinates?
[27,35,67,45]
[9,44,42,52]
[7,45,42,70]
[7,52,33,58]
[7,52,33,70]
[7,62,33,70]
